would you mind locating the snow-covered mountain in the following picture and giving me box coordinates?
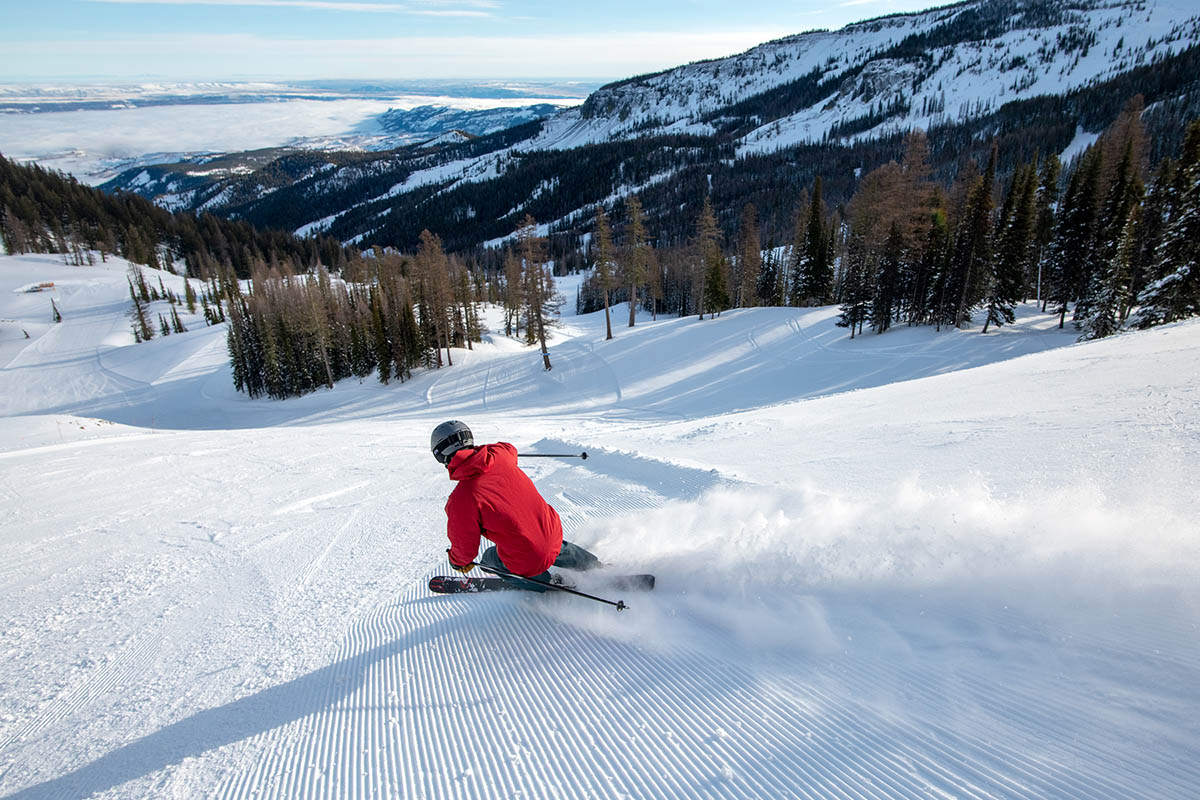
[0,81,590,186]
[533,0,1200,152]
[2,251,1198,798]
[99,0,1200,250]
[377,103,562,138]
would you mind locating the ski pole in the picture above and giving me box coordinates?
[519,451,588,460]
[471,562,626,611]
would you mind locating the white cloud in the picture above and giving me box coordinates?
[2,30,795,79]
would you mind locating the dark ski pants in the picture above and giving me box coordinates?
[479,540,601,592]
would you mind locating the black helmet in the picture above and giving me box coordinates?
[431,420,473,465]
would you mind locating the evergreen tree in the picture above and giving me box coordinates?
[515,215,557,370]
[129,280,154,342]
[620,196,650,327]
[502,249,524,338]
[694,197,726,319]
[370,287,393,385]
[413,230,454,367]
[916,205,952,328]
[871,223,904,334]
[984,162,1036,333]
[1076,138,1143,329]
[184,279,197,314]
[1126,158,1174,321]
[837,235,872,338]
[792,177,830,305]
[591,206,617,340]
[951,144,997,328]
[755,243,781,307]
[1079,207,1138,340]
[394,286,423,381]
[1135,120,1200,328]
[1030,156,1058,304]
[735,203,761,308]
[1046,147,1103,327]
[225,293,251,394]
[451,260,481,350]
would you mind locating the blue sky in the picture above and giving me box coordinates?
[2,0,947,81]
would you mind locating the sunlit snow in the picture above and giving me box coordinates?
[1,252,1198,799]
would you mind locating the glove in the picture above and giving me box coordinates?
[446,549,473,574]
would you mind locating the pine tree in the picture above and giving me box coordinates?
[792,177,830,306]
[502,249,524,338]
[871,223,904,334]
[915,205,951,328]
[1046,147,1103,328]
[591,207,617,340]
[951,145,997,328]
[694,197,726,319]
[702,247,730,318]
[735,203,761,308]
[1126,159,1174,321]
[1135,120,1200,328]
[1079,207,1138,341]
[1076,138,1143,330]
[451,261,481,350]
[370,287,393,384]
[838,236,872,338]
[394,287,423,381]
[413,230,454,367]
[305,269,336,390]
[225,292,250,393]
[620,196,649,327]
[1029,156,1056,304]
[184,279,197,314]
[516,215,557,370]
[129,279,154,341]
[984,162,1036,333]
[755,243,781,307]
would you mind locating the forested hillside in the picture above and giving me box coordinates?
[99,0,1200,257]
[0,155,352,278]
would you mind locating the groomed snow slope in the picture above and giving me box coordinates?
[1,254,1198,799]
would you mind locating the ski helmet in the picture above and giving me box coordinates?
[431,420,473,465]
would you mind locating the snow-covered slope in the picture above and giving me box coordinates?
[531,0,1200,153]
[1,253,1198,799]
[91,0,1200,251]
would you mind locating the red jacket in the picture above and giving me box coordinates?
[445,443,563,576]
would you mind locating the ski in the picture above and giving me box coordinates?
[428,573,655,595]
[428,575,521,594]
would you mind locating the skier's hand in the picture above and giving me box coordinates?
[446,549,473,574]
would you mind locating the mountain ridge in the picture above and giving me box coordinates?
[100,0,1200,252]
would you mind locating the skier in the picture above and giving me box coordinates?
[432,420,601,590]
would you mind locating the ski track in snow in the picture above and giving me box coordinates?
[2,255,1199,798]
[4,453,1198,799]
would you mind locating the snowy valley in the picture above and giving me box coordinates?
[1,252,1197,799]
[87,0,1200,253]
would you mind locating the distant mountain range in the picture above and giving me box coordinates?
[376,104,562,139]
[0,79,596,113]
[101,0,1200,252]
